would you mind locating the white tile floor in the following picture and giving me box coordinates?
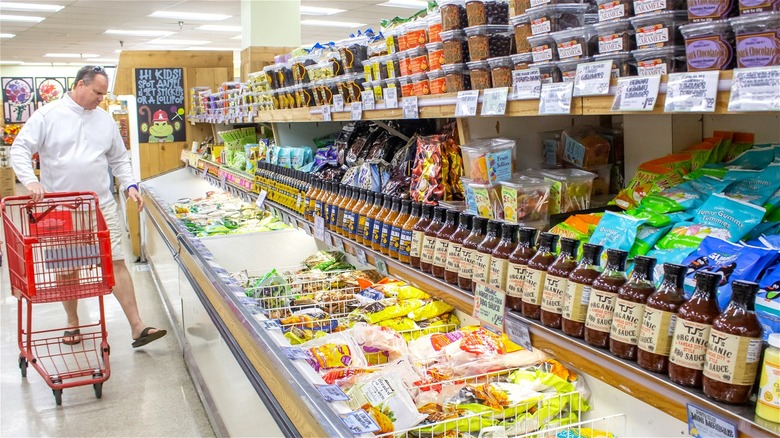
[0,191,215,437]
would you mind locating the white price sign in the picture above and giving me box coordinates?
[728,66,780,112]
[611,75,661,112]
[322,105,332,121]
[361,90,375,110]
[355,248,368,266]
[573,60,613,96]
[402,96,419,119]
[340,410,381,435]
[512,69,542,100]
[255,190,268,208]
[504,316,533,351]
[332,236,345,252]
[350,101,363,120]
[473,282,506,332]
[333,94,345,112]
[316,384,350,402]
[375,258,389,277]
[455,90,480,116]
[384,87,399,108]
[313,216,325,241]
[664,71,720,113]
[481,87,509,116]
[539,82,574,115]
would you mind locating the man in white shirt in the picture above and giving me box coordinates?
[10,65,166,348]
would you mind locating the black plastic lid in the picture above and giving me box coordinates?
[538,232,559,253]
[471,216,488,234]
[421,204,435,219]
[560,237,579,258]
[410,202,422,216]
[501,223,519,241]
[391,197,401,210]
[605,249,628,271]
[446,209,460,224]
[400,199,412,213]
[662,263,688,289]
[518,227,538,246]
[375,193,385,205]
[730,280,759,311]
[693,270,721,297]
[458,212,474,230]
[433,206,447,222]
[581,243,603,265]
[632,255,657,281]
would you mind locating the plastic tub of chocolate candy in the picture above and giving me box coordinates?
[528,33,560,62]
[511,14,533,53]
[729,12,780,68]
[467,60,494,89]
[594,19,636,55]
[442,63,473,91]
[529,61,563,82]
[441,0,469,31]
[679,20,736,71]
[465,24,515,61]
[551,25,598,60]
[488,55,514,86]
[466,0,511,26]
[593,51,637,77]
[630,10,688,49]
[527,3,590,36]
[441,29,470,64]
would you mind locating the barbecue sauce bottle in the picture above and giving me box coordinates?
[398,202,421,265]
[610,256,657,360]
[459,217,488,291]
[333,184,348,233]
[380,197,400,255]
[445,213,473,285]
[522,232,559,320]
[363,193,383,247]
[420,207,446,273]
[355,191,374,245]
[371,195,393,251]
[389,200,411,260]
[703,280,763,404]
[432,210,459,279]
[489,223,519,292]
[562,243,603,338]
[668,271,721,388]
[541,237,579,329]
[341,187,358,237]
[638,263,688,373]
[584,249,628,348]
[472,220,502,292]
[347,189,366,241]
[506,228,538,312]
[410,204,433,268]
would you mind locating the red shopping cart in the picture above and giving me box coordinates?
[1,192,115,405]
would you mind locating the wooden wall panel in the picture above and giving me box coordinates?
[114,50,233,96]
[240,46,295,81]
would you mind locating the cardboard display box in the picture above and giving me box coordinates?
[0,166,16,198]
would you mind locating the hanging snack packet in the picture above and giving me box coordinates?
[684,165,728,181]
[723,164,780,206]
[756,267,780,342]
[627,206,692,228]
[639,176,729,214]
[589,211,646,257]
[721,132,756,163]
[613,163,686,210]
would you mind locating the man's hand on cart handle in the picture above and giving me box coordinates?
[128,186,144,211]
[25,182,45,203]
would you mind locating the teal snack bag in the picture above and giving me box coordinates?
[589,211,646,262]
[630,224,672,257]
[765,187,780,221]
[640,177,729,214]
[278,147,292,168]
[724,144,775,170]
[774,144,780,162]
[724,164,780,206]
[693,193,766,242]
[647,247,696,285]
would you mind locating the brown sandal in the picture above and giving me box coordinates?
[62,329,81,345]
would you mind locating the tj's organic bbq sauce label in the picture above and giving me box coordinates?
[507,263,528,298]
[610,298,646,344]
[669,319,711,370]
[703,330,762,385]
[585,289,618,333]
[541,275,568,313]
[445,243,463,273]
[410,230,425,258]
[523,268,546,305]
[638,308,676,356]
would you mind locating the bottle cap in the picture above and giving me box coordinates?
[486,219,502,235]
[458,212,474,229]
[446,209,460,223]
[538,232,560,252]
[731,280,759,310]
[472,216,488,233]
[694,270,721,293]
[581,243,603,264]
[769,333,780,349]
[434,206,448,221]
[662,263,687,287]
[518,227,538,245]
[560,237,579,258]
[501,223,519,241]
[633,255,657,281]
[605,249,628,271]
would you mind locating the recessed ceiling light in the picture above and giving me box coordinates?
[0,33,15,38]
[230,34,242,40]
[301,19,365,28]
[0,14,45,22]
[146,39,211,46]
[105,29,174,37]
[0,2,64,12]
[44,53,99,58]
[114,49,123,53]
[300,6,345,15]
[86,58,119,64]
[196,24,242,32]
[378,0,429,8]
[149,11,230,21]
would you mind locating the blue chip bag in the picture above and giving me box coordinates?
[756,266,780,341]
[724,164,780,206]
[290,147,306,170]
[724,144,776,170]
[681,237,779,309]
[589,211,646,263]
[692,193,766,242]
[640,177,729,214]
[647,247,696,286]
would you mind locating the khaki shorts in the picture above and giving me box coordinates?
[100,203,123,261]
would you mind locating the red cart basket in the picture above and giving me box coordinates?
[1,192,115,405]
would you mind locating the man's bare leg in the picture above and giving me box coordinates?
[112,260,162,339]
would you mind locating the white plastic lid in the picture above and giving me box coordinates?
[769,333,780,349]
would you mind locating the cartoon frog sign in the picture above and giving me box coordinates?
[139,107,182,143]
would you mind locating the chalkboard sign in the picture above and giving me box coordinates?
[134,67,186,143]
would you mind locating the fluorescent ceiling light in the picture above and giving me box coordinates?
[114,49,123,53]
[0,14,45,22]
[149,11,230,21]
[378,0,428,8]
[0,2,64,12]
[105,29,174,37]
[300,6,345,15]
[44,53,98,58]
[0,33,15,38]
[0,60,24,65]
[86,58,119,63]
[196,24,241,32]
[301,19,365,28]
[146,39,211,45]
[231,34,242,40]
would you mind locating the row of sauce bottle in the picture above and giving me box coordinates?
[303,180,764,405]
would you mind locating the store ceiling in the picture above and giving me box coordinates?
[0,0,427,65]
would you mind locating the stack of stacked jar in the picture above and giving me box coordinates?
[246,72,274,113]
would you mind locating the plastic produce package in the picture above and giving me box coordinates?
[347,374,427,434]
[541,169,597,214]
[301,332,368,373]
[560,126,612,169]
[639,176,730,214]
[501,178,552,224]
[350,323,410,364]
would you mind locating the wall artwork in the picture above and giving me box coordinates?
[35,77,67,109]
[3,77,35,123]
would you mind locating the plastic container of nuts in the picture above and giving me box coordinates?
[593,51,637,77]
[466,0,511,26]
[527,4,590,36]
[730,12,780,68]
[679,20,735,71]
[428,13,444,42]
[487,56,514,87]
[441,29,469,64]
[440,0,469,31]
[631,45,687,76]
[385,54,402,78]
[596,0,634,21]
[405,21,430,49]
[528,34,560,62]
[630,10,688,49]
[426,42,446,70]
[467,60,494,89]
[397,51,412,76]
[551,25,598,59]
[399,75,414,97]
[427,69,449,94]
[465,24,515,61]
[442,63,472,91]
[511,14,533,53]
[411,72,432,95]
[594,19,636,54]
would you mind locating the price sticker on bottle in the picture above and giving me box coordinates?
[473,281,506,333]
[355,248,368,266]
[332,236,345,252]
[322,105,332,121]
[728,66,780,112]
[539,82,574,115]
[340,409,381,435]
[313,216,325,241]
[573,60,613,96]
[402,96,419,119]
[316,384,350,402]
[361,90,375,110]
[375,258,389,277]
[481,87,509,116]
[333,94,345,112]
[664,71,720,113]
[611,75,661,112]
[504,316,533,351]
[512,69,542,100]
[255,190,268,208]
[350,102,363,120]
[384,87,399,108]
[455,90,480,116]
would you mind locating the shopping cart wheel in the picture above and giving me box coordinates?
[18,356,27,378]
[93,383,103,399]
[53,389,63,405]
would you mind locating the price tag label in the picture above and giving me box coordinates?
[355,248,368,266]
[332,236,345,252]
[611,75,661,112]
[539,82,574,115]
[333,94,345,112]
[260,320,281,330]
[361,90,375,110]
[573,60,613,96]
[323,232,333,247]
[316,384,350,402]
[455,90,480,116]
[350,101,363,120]
[664,71,720,113]
[481,87,509,116]
[473,281,506,332]
[255,190,268,208]
[314,216,325,241]
[375,258,389,277]
[687,404,737,438]
[728,66,780,112]
[402,96,419,119]
[190,118,196,126]
[340,409,381,435]
[220,173,228,190]
[513,70,542,101]
[282,347,310,360]
[504,317,533,351]
[322,105,332,121]
[384,87,399,108]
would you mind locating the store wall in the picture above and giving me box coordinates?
[0,65,82,81]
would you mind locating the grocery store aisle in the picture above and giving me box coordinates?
[0,191,215,437]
